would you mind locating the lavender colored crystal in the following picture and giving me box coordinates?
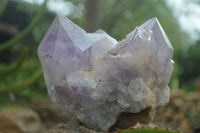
[38,15,174,131]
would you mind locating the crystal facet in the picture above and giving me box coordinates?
[38,15,174,131]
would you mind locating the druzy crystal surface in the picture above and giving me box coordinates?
[38,15,174,132]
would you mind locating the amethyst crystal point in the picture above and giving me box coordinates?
[38,15,174,132]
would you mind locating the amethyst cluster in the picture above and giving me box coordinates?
[38,15,174,132]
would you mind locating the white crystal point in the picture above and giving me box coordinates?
[38,15,174,132]
[38,15,117,101]
[138,17,174,88]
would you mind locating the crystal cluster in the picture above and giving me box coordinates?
[38,15,174,132]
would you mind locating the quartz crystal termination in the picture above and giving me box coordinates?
[38,15,174,132]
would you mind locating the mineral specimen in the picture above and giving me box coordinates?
[38,15,174,132]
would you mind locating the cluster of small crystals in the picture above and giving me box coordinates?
[38,15,174,131]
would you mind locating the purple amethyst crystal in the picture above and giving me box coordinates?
[38,15,174,132]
